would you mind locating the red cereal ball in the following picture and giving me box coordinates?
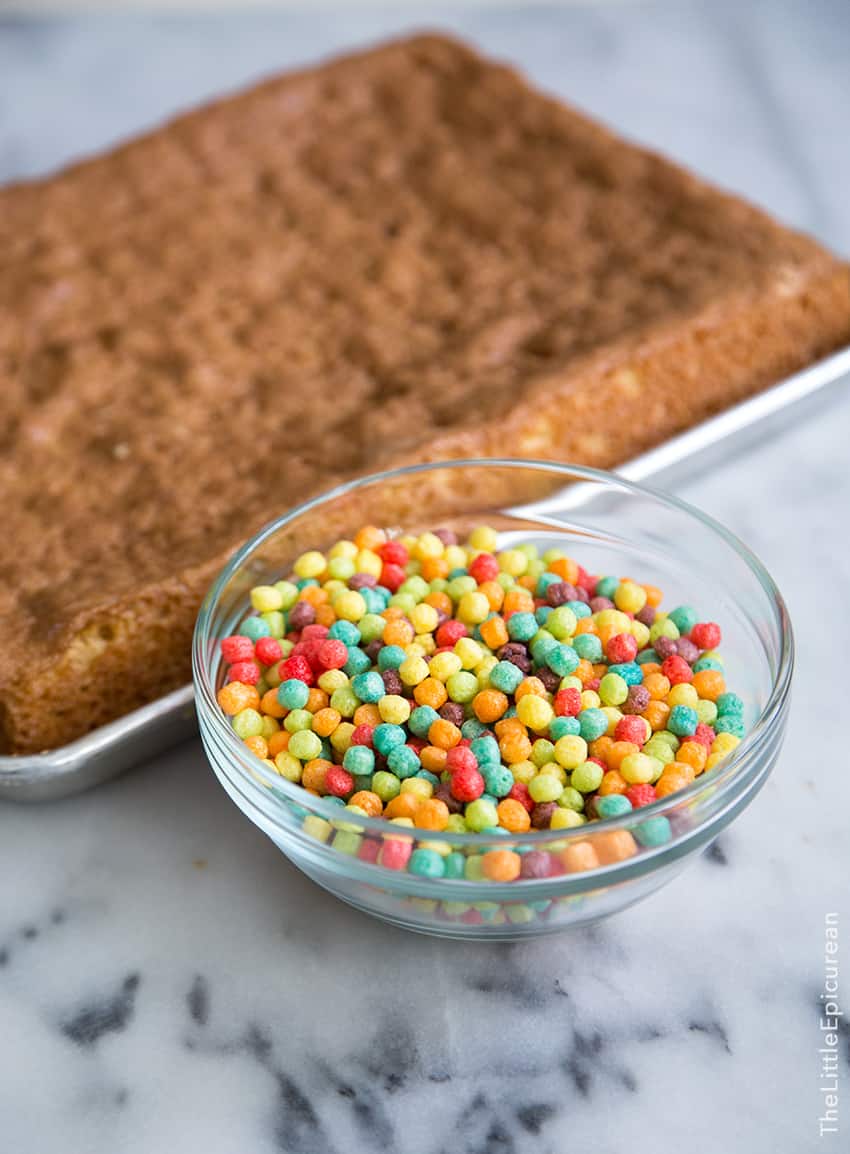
[691,622,721,650]
[301,623,329,640]
[379,837,413,871]
[380,564,407,592]
[279,655,314,685]
[625,783,657,808]
[509,781,534,813]
[450,766,485,802]
[228,660,261,685]
[693,722,716,749]
[554,687,582,717]
[379,540,409,567]
[325,765,354,798]
[357,838,381,864]
[350,724,375,747]
[446,745,478,774]
[255,637,283,666]
[317,638,349,670]
[436,619,468,649]
[606,632,639,664]
[469,552,500,583]
[661,654,693,685]
[221,635,255,664]
[614,715,647,745]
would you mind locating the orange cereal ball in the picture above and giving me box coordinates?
[354,525,387,552]
[306,687,328,713]
[428,719,462,750]
[301,759,331,793]
[414,798,450,831]
[480,615,509,650]
[267,731,290,758]
[473,689,509,724]
[383,619,415,647]
[481,849,522,882]
[420,745,448,774]
[606,740,640,771]
[497,798,531,833]
[677,739,708,774]
[561,841,600,873]
[260,689,287,719]
[499,731,533,765]
[312,707,342,737]
[350,790,383,818]
[692,669,726,701]
[515,676,547,701]
[643,672,671,700]
[642,700,671,732]
[353,703,381,728]
[384,793,420,821]
[593,828,638,864]
[598,769,628,796]
[217,682,260,715]
[414,678,449,710]
[243,735,269,760]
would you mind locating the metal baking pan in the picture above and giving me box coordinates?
[3,345,850,803]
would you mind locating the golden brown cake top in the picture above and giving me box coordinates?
[0,33,843,679]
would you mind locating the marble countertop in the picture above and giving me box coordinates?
[2,5,849,1152]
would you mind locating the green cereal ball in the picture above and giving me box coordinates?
[595,576,619,600]
[447,575,477,602]
[650,618,680,643]
[470,735,501,765]
[496,572,515,591]
[327,556,356,582]
[328,619,361,646]
[284,708,313,734]
[696,699,718,725]
[465,799,499,831]
[273,580,300,610]
[599,673,628,706]
[372,770,401,802]
[528,773,563,803]
[378,645,406,671]
[446,814,468,834]
[668,606,698,635]
[232,708,264,739]
[446,671,479,703]
[634,816,672,847]
[573,632,603,661]
[488,661,524,695]
[693,655,724,673]
[288,730,322,761]
[241,616,270,641]
[571,760,604,794]
[343,647,372,677]
[351,671,385,703]
[388,592,417,614]
[464,854,486,881]
[653,730,680,752]
[330,687,360,717]
[558,786,585,812]
[261,611,286,639]
[637,647,659,665]
[531,739,555,768]
[546,643,580,677]
[547,606,577,640]
[277,678,310,711]
[410,706,441,738]
[668,705,699,737]
[530,632,559,664]
[578,707,609,742]
[643,740,675,767]
[333,830,362,857]
[444,852,466,879]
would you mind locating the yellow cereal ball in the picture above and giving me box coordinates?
[469,525,499,553]
[250,585,284,613]
[328,539,358,560]
[414,632,437,655]
[333,590,367,622]
[410,603,439,635]
[602,706,624,735]
[667,683,699,709]
[620,752,663,784]
[510,760,537,784]
[379,695,411,724]
[274,751,302,782]
[444,545,468,571]
[581,689,601,710]
[430,652,463,682]
[455,637,484,668]
[711,732,741,757]
[414,532,445,560]
[499,549,528,577]
[330,722,355,754]
[318,669,349,694]
[554,734,588,770]
[550,808,585,830]
[516,694,554,733]
[630,619,651,649]
[614,580,647,614]
[400,777,434,799]
[399,655,430,687]
[303,816,332,843]
[458,592,490,625]
[355,549,383,578]
[293,550,326,579]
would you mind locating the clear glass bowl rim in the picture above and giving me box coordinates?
[193,457,793,850]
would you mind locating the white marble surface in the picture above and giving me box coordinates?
[2,5,849,1152]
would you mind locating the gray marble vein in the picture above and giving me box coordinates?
[1,4,849,1153]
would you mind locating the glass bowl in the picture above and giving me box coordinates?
[193,460,792,939]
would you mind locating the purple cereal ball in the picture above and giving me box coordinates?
[520,850,554,879]
[635,605,656,627]
[434,528,458,546]
[348,573,377,590]
[498,642,532,674]
[439,702,465,728]
[573,585,591,605]
[288,601,315,630]
[537,667,561,693]
[590,596,614,613]
[381,670,403,695]
[654,636,678,661]
[623,684,651,715]
[546,582,577,607]
[676,637,700,664]
[531,801,558,829]
[435,782,464,814]
[364,640,383,662]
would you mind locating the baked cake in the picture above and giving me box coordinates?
[1,34,848,753]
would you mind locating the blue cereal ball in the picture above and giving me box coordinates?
[482,764,514,798]
[634,816,672,847]
[637,647,659,665]
[328,620,361,646]
[596,794,633,819]
[471,734,501,766]
[607,661,643,686]
[344,647,372,677]
[530,633,558,664]
[443,852,466,879]
[550,716,581,740]
[715,715,746,739]
[668,704,699,737]
[716,692,744,717]
[461,717,489,740]
[546,643,580,677]
[669,606,698,635]
[535,606,553,626]
[567,600,592,620]
[595,576,619,600]
[351,671,385,703]
[578,708,608,743]
[409,705,440,738]
[373,723,407,756]
[377,644,407,671]
[489,660,524,695]
[573,632,603,662]
[343,745,375,776]
[536,571,563,598]
[387,744,421,779]
[409,849,446,879]
[693,655,724,673]
[277,678,310,710]
[242,615,271,641]
[507,612,538,643]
